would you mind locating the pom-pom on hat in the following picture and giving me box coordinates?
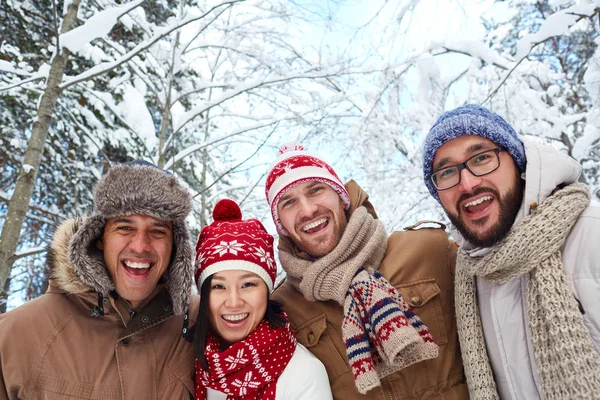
[195,199,276,291]
[422,104,527,203]
[265,142,350,235]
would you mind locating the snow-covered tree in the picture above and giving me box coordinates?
[342,0,600,232]
[0,0,358,309]
[430,0,600,196]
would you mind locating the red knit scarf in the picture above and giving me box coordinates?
[196,317,297,400]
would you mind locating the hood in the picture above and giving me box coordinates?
[519,140,582,216]
[277,179,378,261]
[48,218,193,315]
[48,218,94,296]
[452,139,582,253]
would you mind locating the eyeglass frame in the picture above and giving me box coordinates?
[429,147,506,191]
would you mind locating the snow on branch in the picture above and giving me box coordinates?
[173,67,345,133]
[0,64,51,93]
[164,119,280,169]
[485,2,599,103]
[516,2,599,60]
[434,40,515,70]
[60,0,145,53]
[60,0,245,90]
[0,60,33,77]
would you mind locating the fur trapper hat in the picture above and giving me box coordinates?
[68,161,193,315]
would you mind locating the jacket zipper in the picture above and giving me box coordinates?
[381,378,394,400]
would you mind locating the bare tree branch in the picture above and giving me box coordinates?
[8,247,47,264]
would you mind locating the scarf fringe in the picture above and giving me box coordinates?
[281,208,439,394]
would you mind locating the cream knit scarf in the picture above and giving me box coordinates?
[280,206,439,394]
[455,183,600,399]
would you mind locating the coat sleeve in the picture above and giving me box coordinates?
[0,351,7,400]
[0,312,19,400]
[562,205,600,356]
[277,344,333,400]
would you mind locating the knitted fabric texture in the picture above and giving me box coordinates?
[279,207,439,394]
[68,162,193,315]
[195,199,276,291]
[196,316,296,400]
[265,142,350,234]
[455,183,600,400]
[422,104,527,202]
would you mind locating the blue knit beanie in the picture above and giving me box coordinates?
[422,104,526,202]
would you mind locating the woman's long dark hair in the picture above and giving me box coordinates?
[193,276,286,372]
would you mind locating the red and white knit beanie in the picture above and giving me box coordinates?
[265,142,350,235]
[195,199,276,291]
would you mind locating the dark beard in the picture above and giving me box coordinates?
[448,173,524,248]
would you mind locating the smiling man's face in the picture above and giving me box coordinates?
[277,181,347,257]
[433,135,523,247]
[97,214,173,307]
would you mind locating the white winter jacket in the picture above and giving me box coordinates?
[452,140,600,400]
[207,343,333,400]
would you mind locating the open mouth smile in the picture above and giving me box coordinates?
[301,217,329,234]
[122,260,153,276]
[462,195,493,216]
[222,313,249,323]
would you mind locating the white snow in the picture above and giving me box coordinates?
[441,40,515,70]
[573,121,600,160]
[60,0,145,53]
[0,60,16,73]
[121,82,157,150]
[22,164,35,174]
[584,47,600,106]
[516,3,598,60]
[546,84,561,97]
[62,0,73,16]
[164,119,279,170]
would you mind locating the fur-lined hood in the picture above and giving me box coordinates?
[50,162,195,315]
[48,217,193,315]
[48,219,94,296]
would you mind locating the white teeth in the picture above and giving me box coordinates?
[464,196,493,208]
[124,261,150,269]
[302,218,327,232]
[222,314,248,322]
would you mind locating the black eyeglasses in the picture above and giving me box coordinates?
[430,148,505,191]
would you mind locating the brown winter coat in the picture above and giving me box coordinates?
[0,220,199,400]
[272,180,468,399]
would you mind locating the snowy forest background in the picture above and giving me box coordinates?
[1,0,599,311]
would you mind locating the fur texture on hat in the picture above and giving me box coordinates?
[67,162,193,315]
[265,142,350,235]
[422,104,526,202]
[195,199,276,291]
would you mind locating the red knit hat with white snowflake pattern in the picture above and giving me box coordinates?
[265,142,350,235]
[195,199,276,291]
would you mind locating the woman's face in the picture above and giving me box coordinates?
[209,270,268,347]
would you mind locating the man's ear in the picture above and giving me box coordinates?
[96,239,104,251]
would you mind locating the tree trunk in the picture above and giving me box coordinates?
[0,275,11,314]
[0,0,81,295]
